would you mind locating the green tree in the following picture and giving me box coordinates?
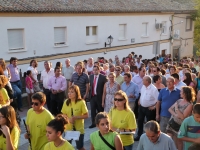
[194,0,200,56]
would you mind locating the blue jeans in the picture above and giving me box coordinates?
[124,144,133,150]
[11,81,22,109]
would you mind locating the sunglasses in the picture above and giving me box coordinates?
[31,102,39,106]
[114,98,124,101]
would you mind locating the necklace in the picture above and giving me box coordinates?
[54,139,64,147]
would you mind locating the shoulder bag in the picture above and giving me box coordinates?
[98,131,116,150]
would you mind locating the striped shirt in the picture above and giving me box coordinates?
[70,72,89,97]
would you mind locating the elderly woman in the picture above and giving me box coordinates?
[153,75,165,92]
[103,63,109,76]
[87,57,94,75]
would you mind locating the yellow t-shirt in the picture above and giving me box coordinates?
[0,126,20,150]
[61,100,88,134]
[44,141,74,150]
[26,108,54,150]
[109,108,137,146]
[0,88,10,105]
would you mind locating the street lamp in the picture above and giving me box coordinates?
[105,35,113,47]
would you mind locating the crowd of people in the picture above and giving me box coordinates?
[0,52,200,150]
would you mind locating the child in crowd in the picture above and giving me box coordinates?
[25,70,34,108]
[178,103,200,150]
[44,114,74,150]
[25,92,54,150]
[0,106,20,150]
[90,112,123,150]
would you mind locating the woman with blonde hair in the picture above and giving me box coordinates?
[102,72,120,113]
[0,59,11,80]
[0,74,10,107]
[61,85,88,150]
[109,90,137,150]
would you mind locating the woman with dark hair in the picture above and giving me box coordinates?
[90,112,123,150]
[183,72,195,88]
[109,90,137,150]
[166,86,195,150]
[153,75,165,92]
[55,62,63,69]
[61,85,88,150]
[25,70,34,108]
[44,114,74,150]
[0,106,20,150]
[27,59,40,92]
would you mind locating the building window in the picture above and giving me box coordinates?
[119,24,126,40]
[54,27,67,46]
[7,29,24,50]
[162,21,167,34]
[142,23,148,37]
[186,17,192,31]
[86,26,98,44]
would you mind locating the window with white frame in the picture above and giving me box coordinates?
[7,29,24,50]
[86,26,98,43]
[142,23,148,37]
[119,24,126,40]
[162,21,167,34]
[54,27,67,46]
[186,17,192,31]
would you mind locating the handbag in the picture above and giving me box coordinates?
[168,118,181,132]
[99,131,116,150]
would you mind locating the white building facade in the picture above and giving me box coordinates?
[0,0,195,72]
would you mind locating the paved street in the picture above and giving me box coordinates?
[18,102,139,150]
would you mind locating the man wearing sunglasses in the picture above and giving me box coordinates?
[152,67,166,87]
[25,92,54,150]
[48,67,66,116]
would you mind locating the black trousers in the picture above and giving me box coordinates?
[137,105,156,137]
[43,88,51,110]
[50,92,65,116]
[134,93,141,119]
[90,95,104,124]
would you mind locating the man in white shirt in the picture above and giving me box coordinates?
[40,61,54,110]
[171,73,186,90]
[134,75,159,141]
[135,57,142,69]
[62,58,74,98]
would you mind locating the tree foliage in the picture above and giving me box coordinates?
[194,0,200,56]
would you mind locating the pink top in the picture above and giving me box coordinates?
[25,76,33,89]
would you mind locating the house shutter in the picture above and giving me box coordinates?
[7,29,24,50]
[54,27,66,44]
[119,24,125,38]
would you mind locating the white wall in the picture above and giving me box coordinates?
[0,14,171,61]
[173,14,194,57]
[17,42,170,73]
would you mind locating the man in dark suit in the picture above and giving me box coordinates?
[89,65,107,128]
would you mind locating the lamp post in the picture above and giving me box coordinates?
[105,35,113,47]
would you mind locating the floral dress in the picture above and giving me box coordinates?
[104,81,118,113]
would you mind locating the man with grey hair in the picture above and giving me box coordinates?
[137,121,177,150]
[121,65,135,77]
[62,58,74,98]
[134,75,159,141]
[41,61,54,110]
[156,76,180,132]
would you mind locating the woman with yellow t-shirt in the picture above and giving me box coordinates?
[109,90,137,150]
[61,85,88,150]
[0,75,10,107]
[90,112,123,150]
[44,114,74,150]
[0,106,20,150]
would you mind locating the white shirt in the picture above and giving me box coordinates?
[27,66,38,81]
[135,61,142,69]
[87,64,94,72]
[140,84,159,107]
[93,74,99,95]
[132,75,143,91]
[62,65,74,80]
[175,81,186,90]
[41,68,54,89]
